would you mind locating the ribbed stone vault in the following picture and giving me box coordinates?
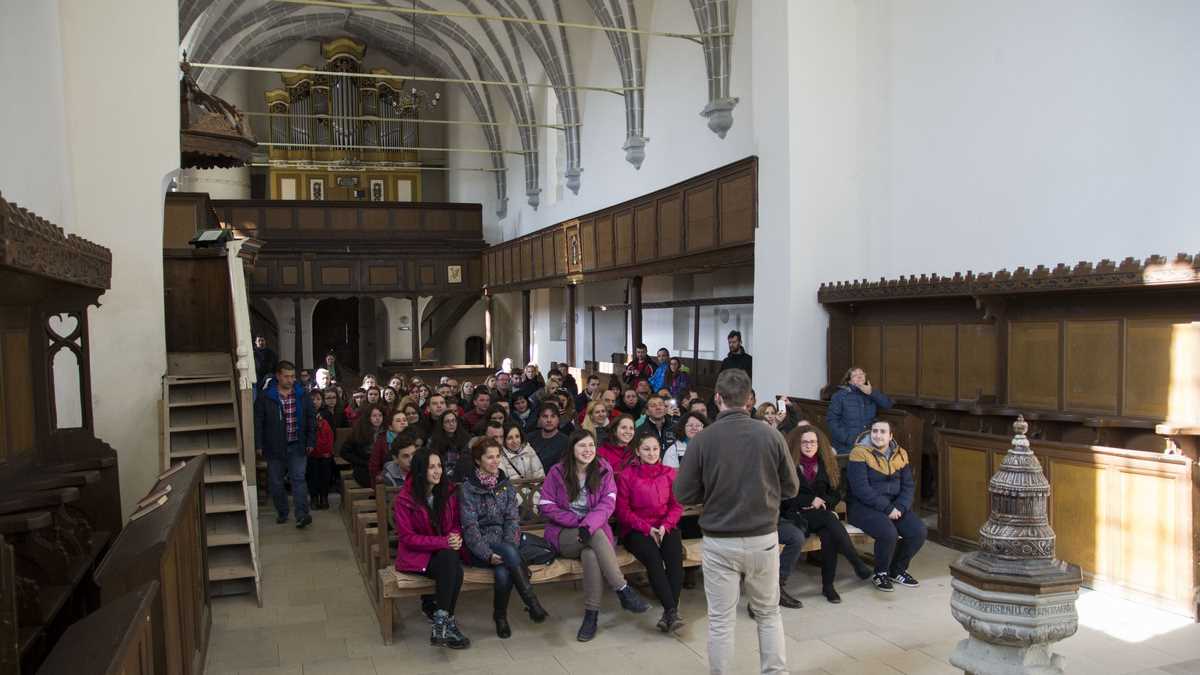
[180,0,737,217]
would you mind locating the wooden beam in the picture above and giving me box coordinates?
[409,296,420,365]
[483,293,494,369]
[693,304,701,377]
[629,276,643,350]
[293,297,303,368]
[521,289,531,366]
[566,284,577,367]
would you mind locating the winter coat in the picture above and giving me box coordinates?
[340,434,377,488]
[458,470,521,562]
[615,462,683,538]
[368,432,391,484]
[392,481,464,572]
[380,461,407,487]
[309,416,334,459]
[597,441,636,475]
[846,434,914,515]
[537,459,617,552]
[253,380,314,459]
[623,359,654,387]
[665,371,691,400]
[662,439,688,469]
[827,385,893,453]
[648,362,669,392]
[499,443,545,481]
[637,416,678,451]
[719,349,753,377]
[780,459,844,524]
[509,408,535,432]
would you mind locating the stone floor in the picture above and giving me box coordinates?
[204,503,1200,675]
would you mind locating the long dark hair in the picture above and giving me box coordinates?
[351,403,387,444]
[562,429,604,503]
[407,450,449,533]
[428,410,471,454]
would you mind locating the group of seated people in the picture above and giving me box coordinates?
[286,347,925,652]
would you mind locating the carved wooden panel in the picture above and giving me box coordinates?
[531,237,544,280]
[658,195,682,258]
[685,184,716,251]
[503,247,513,285]
[252,266,269,286]
[231,208,260,231]
[265,208,291,229]
[1008,321,1060,409]
[426,210,450,231]
[1048,458,1102,579]
[614,211,633,266]
[297,208,324,230]
[418,265,435,286]
[467,259,481,287]
[520,240,534,282]
[947,443,989,544]
[958,323,997,400]
[1124,320,1171,418]
[281,266,299,286]
[394,209,420,231]
[1115,467,1187,599]
[580,219,597,271]
[542,235,556,278]
[368,266,398,286]
[330,209,356,230]
[320,266,352,286]
[595,215,614,268]
[1064,320,1120,413]
[0,325,34,457]
[883,324,918,397]
[851,324,882,382]
[362,208,387,230]
[919,324,957,400]
[553,230,566,275]
[458,209,482,231]
[718,171,755,244]
[635,203,657,262]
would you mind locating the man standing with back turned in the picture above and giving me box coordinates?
[674,368,798,674]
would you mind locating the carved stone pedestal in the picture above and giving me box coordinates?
[949,417,1082,675]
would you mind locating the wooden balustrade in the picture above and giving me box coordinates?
[35,581,158,675]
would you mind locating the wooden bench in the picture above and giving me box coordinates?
[363,478,869,644]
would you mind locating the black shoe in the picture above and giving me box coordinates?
[420,595,437,623]
[576,609,599,642]
[779,581,803,609]
[276,514,287,524]
[494,614,511,639]
[296,515,312,529]
[656,608,685,633]
[854,562,873,580]
[889,571,920,588]
[823,587,842,604]
[872,573,895,592]
[616,584,650,613]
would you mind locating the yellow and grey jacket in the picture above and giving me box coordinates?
[846,433,914,514]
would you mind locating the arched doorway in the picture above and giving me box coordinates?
[312,297,360,373]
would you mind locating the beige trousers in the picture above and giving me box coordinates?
[558,528,628,610]
[701,532,788,674]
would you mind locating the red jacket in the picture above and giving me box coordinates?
[368,433,391,484]
[615,461,683,538]
[598,441,636,476]
[392,481,464,572]
[309,417,334,458]
[344,404,361,426]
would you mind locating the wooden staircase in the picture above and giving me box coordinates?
[162,353,261,603]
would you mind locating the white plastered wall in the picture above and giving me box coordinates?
[0,0,179,515]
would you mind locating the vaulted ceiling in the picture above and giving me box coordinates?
[180,0,736,217]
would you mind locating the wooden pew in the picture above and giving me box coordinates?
[34,581,158,675]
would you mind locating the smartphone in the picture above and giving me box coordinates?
[667,399,677,408]
[776,397,786,412]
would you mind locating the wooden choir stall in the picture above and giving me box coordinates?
[818,254,1200,618]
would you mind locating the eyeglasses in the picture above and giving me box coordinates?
[800,440,819,446]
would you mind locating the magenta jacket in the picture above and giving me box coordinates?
[615,461,684,538]
[393,480,465,572]
[597,441,636,476]
[537,459,617,552]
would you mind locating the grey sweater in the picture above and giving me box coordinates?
[673,408,799,538]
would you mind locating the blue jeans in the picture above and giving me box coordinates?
[472,541,523,615]
[268,441,309,521]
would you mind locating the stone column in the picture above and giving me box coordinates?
[949,416,1082,675]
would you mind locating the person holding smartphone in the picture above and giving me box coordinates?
[827,367,893,454]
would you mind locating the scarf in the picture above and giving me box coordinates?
[799,452,820,484]
[476,469,499,490]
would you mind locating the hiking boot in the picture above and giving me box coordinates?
[430,611,470,649]
[576,609,599,642]
[656,608,684,633]
[872,573,895,592]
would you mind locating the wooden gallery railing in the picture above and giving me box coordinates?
[93,458,210,675]
[34,581,158,675]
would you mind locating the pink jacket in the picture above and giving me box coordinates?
[597,442,636,476]
[537,459,617,552]
[392,480,465,572]
[615,462,684,538]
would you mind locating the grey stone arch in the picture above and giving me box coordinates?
[488,0,584,194]
[585,0,648,168]
[690,0,739,138]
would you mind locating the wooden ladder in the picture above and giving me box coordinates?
[162,355,261,604]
